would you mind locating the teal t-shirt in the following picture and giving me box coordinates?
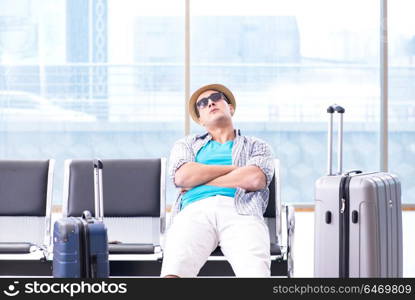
[180,140,236,210]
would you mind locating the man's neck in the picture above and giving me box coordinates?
[207,126,236,144]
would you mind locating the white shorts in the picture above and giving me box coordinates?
[160,195,271,277]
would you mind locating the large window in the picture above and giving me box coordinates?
[190,0,380,203]
[0,0,412,206]
[389,0,415,204]
[0,0,184,205]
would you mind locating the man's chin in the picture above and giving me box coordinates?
[205,115,232,126]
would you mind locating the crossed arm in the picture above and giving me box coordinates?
[174,162,266,192]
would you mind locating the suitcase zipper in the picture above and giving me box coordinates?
[339,175,351,278]
[80,217,91,278]
[76,219,87,277]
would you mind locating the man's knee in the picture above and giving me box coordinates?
[163,274,180,278]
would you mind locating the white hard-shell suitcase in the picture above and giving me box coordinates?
[314,105,403,278]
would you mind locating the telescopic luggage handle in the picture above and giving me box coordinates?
[327,105,345,176]
[93,158,104,221]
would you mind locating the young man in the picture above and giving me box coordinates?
[161,83,275,277]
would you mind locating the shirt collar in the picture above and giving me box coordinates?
[195,129,241,140]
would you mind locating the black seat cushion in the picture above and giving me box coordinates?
[108,243,155,254]
[0,160,49,216]
[68,159,161,217]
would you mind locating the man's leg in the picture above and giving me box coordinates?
[216,197,271,277]
[160,198,219,277]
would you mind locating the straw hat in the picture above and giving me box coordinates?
[188,83,236,124]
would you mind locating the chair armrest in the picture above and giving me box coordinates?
[108,243,155,254]
[0,242,33,254]
[282,204,295,277]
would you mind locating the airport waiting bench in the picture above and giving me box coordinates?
[0,158,294,277]
[0,160,54,274]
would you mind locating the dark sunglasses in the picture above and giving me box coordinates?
[196,92,228,109]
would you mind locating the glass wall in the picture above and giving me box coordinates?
[190,0,380,203]
[389,0,415,204]
[0,0,184,205]
[0,0,412,205]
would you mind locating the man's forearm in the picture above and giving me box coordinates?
[205,165,266,192]
[174,162,237,188]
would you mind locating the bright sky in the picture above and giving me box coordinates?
[108,0,414,31]
[2,0,413,63]
[107,0,415,63]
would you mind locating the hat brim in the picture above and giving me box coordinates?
[188,84,236,124]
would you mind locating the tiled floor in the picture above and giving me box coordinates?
[293,211,415,277]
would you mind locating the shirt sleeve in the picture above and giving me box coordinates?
[245,138,275,188]
[168,139,194,187]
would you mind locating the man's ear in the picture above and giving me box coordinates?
[229,104,235,115]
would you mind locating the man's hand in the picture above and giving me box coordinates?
[174,162,237,188]
[205,165,266,192]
